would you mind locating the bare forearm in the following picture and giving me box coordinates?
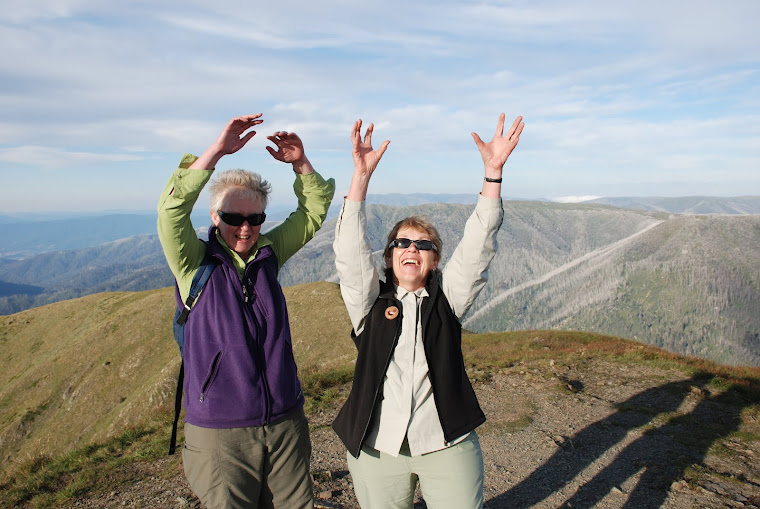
[291,155,315,175]
[188,145,224,170]
[346,172,371,202]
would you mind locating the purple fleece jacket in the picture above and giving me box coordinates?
[177,227,303,428]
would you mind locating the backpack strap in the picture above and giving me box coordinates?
[169,248,217,455]
[176,249,217,326]
[169,361,184,455]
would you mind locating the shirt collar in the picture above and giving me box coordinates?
[214,229,273,275]
[394,284,429,300]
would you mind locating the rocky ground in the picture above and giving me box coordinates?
[68,360,760,508]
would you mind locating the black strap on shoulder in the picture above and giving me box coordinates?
[176,250,217,326]
[170,249,218,455]
[169,361,184,455]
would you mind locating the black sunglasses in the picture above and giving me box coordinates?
[217,210,267,227]
[388,238,437,252]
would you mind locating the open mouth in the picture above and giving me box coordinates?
[402,259,420,266]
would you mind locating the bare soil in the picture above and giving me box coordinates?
[68,361,760,508]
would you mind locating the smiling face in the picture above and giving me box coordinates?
[388,226,440,291]
[211,188,264,259]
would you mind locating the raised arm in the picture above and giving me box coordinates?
[346,119,390,202]
[440,113,524,317]
[335,119,390,332]
[471,114,524,199]
[263,130,336,267]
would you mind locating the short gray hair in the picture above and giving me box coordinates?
[208,169,271,213]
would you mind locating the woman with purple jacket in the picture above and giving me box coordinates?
[158,114,335,509]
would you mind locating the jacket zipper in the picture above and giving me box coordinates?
[199,351,222,402]
[242,268,272,424]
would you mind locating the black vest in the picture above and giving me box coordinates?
[332,273,486,458]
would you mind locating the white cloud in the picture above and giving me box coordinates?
[0,146,144,167]
[551,196,602,203]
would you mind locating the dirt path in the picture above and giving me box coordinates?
[69,360,759,508]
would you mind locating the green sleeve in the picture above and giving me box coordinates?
[265,171,336,269]
[157,154,213,300]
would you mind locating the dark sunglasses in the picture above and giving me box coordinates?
[388,238,437,252]
[217,210,267,227]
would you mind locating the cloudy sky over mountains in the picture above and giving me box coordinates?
[1,0,758,211]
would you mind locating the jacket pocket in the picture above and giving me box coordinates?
[199,351,222,402]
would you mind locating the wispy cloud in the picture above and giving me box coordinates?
[0,146,145,167]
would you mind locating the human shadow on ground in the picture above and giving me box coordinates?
[485,372,756,508]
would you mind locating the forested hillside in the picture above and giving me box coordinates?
[463,213,760,366]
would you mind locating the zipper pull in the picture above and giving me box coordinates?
[243,278,256,304]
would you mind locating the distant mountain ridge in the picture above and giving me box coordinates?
[1,199,759,366]
[2,195,757,258]
[583,196,760,215]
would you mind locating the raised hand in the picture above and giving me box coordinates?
[266,131,305,164]
[347,119,390,201]
[189,114,263,170]
[352,119,390,179]
[266,131,315,175]
[471,114,524,175]
[213,114,264,156]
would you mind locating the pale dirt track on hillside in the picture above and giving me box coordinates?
[69,361,759,509]
[462,219,664,328]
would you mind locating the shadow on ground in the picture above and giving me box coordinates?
[485,372,757,508]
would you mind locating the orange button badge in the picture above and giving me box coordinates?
[385,305,399,320]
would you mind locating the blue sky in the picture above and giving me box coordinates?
[1,0,759,212]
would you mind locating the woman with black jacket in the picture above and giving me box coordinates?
[332,114,524,508]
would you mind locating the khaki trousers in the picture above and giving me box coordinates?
[182,408,313,509]
[347,432,484,509]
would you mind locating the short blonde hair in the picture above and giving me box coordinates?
[208,169,271,213]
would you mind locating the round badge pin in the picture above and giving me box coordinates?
[385,305,399,320]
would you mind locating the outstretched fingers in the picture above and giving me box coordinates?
[376,139,390,159]
[494,112,506,138]
[471,131,486,151]
[506,115,524,142]
[351,119,363,148]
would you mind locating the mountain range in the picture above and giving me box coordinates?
[1,195,759,366]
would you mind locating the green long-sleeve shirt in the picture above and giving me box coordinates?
[157,153,336,302]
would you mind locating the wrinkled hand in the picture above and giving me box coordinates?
[213,114,263,155]
[472,114,524,174]
[266,131,306,163]
[188,114,263,170]
[352,119,390,179]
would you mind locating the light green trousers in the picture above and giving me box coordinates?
[347,432,484,509]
